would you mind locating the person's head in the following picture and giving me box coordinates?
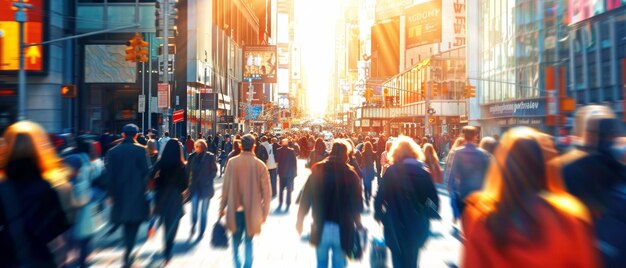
[421,137,429,145]
[194,139,208,154]
[423,143,439,163]
[232,139,242,154]
[328,141,350,164]
[585,116,621,155]
[385,141,393,152]
[160,139,184,167]
[389,136,424,164]
[187,135,192,140]
[479,127,588,246]
[122,124,139,140]
[260,136,268,143]
[573,105,615,139]
[164,132,170,137]
[314,138,326,153]
[451,137,466,151]
[462,126,478,144]
[241,134,256,152]
[225,134,231,142]
[146,139,158,156]
[271,137,278,144]
[281,138,289,147]
[1,121,68,186]
[479,136,498,154]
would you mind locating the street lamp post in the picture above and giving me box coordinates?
[14,0,31,121]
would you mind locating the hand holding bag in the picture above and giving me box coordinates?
[211,218,229,249]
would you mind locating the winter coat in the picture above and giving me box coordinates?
[68,153,100,239]
[361,150,376,180]
[219,152,272,236]
[374,158,439,253]
[105,138,151,224]
[297,158,363,254]
[187,151,218,199]
[275,146,298,179]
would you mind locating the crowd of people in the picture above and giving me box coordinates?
[0,104,625,268]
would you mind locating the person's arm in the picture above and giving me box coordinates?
[218,162,232,216]
[296,174,313,234]
[208,153,218,179]
[259,163,271,221]
[374,167,388,222]
[351,170,364,227]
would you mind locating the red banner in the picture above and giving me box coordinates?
[172,109,184,124]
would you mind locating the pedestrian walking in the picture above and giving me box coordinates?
[380,141,393,177]
[478,136,498,154]
[148,139,189,264]
[373,136,439,268]
[218,134,272,268]
[462,127,600,268]
[219,135,233,176]
[374,135,386,179]
[360,142,376,208]
[296,141,364,268]
[307,137,329,169]
[184,135,195,155]
[260,136,279,199]
[187,139,218,241]
[105,124,151,267]
[0,121,72,267]
[552,105,626,267]
[158,132,171,157]
[275,138,298,212]
[423,143,443,184]
[445,126,490,222]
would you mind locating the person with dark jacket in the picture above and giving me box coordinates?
[297,141,363,268]
[105,124,151,267]
[149,139,188,264]
[0,121,71,268]
[552,106,626,267]
[374,136,439,268]
[361,142,377,208]
[275,138,298,212]
[186,139,218,241]
[375,135,386,179]
[345,139,364,179]
[219,135,233,176]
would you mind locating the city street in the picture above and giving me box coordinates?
[88,159,461,268]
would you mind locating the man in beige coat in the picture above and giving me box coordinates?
[219,134,271,268]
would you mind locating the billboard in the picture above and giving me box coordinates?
[607,0,626,10]
[0,0,45,72]
[568,0,606,25]
[243,45,277,83]
[85,45,136,83]
[405,0,442,49]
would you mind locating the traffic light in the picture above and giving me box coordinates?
[442,83,449,96]
[364,88,373,103]
[155,0,179,38]
[464,84,476,98]
[60,84,77,98]
[125,33,149,63]
[431,82,439,97]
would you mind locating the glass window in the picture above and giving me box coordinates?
[76,5,105,30]
[108,5,136,25]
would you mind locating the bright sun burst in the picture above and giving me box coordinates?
[297,0,341,118]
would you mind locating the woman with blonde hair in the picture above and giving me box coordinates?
[374,136,439,268]
[462,127,599,268]
[0,121,72,267]
[380,141,393,176]
[423,143,443,184]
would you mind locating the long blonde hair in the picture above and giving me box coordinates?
[423,143,439,166]
[0,121,69,186]
[389,136,424,164]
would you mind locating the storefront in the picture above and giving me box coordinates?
[479,98,548,136]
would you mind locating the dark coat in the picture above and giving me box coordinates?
[374,158,439,253]
[361,150,376,180]
[187,151,218,199]
[297,159,363,254]
[105,138,151,224]
[151,162,188,219]
[275,146,298,179]
[0,158,70,267]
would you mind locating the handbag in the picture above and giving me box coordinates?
[210,219,229,249]
[370,237,388,268]
[349,227,368,260]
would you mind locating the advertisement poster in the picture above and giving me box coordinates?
[568,0,605,25]
[405,0,442,49]
[243,45,277,83]
[0,0,44,72]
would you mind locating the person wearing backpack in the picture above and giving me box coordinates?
[260,136,278,199]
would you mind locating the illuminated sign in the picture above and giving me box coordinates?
[243,45,277,83]
[405,0,442,49]
[0,0,45,72]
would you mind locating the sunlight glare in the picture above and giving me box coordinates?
[297,0,341,118]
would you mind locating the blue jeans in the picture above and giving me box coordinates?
[316,222,346,268]
[233,212,253,268]
[191,194,210,237]
[269,169,277,198]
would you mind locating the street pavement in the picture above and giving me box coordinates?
[87,159,461,268]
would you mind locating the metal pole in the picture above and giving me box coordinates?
[14,0,31,121]
[142,61,145,131]
[148,34,152,130]
[163,0,170,132]
[424,67,431,136]
[554,0,561,138]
